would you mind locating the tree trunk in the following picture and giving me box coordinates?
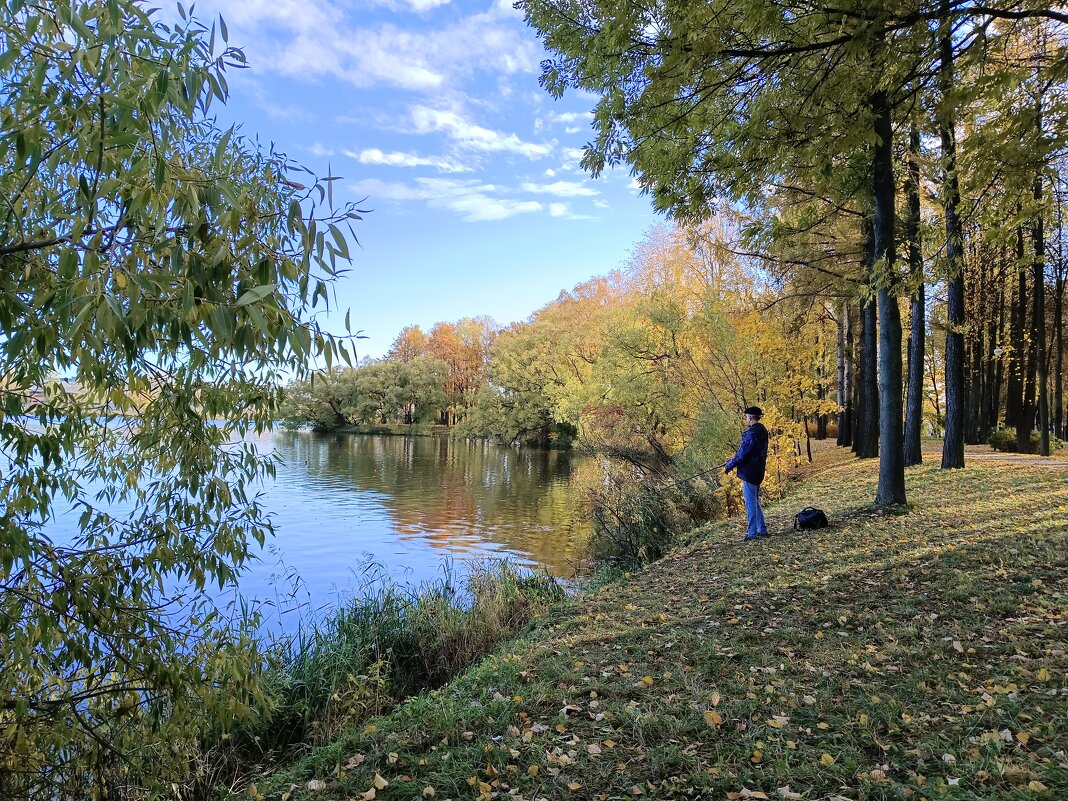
[855,215,880,460]
[1019,222,1038,452]
[837,301,854,447]
[904,126,925,467]
[1033,167,1050,456]
[940,20,966,470]
[1006,227,1025,428]
[1055,272,1064,439]
[982,250,999,440]
[872,91,905,505]
[1055,192,1065,439]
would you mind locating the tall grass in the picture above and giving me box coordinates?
[198,560,564,793]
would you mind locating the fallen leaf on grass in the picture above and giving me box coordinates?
[704,710,724,726]
[820,753,835,765]
[306,780,326,792]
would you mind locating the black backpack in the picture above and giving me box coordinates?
[794,507,829,531]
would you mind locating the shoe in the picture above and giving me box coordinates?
[742,531,769,542]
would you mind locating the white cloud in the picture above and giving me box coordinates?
[410,106,552,158]
[352,177,544,221]
[565,126,582,134]
[543,168,556,178]
[375,0,453,10]
[346,148,471,173]
[593,199,610,209]
[548,111,592,126]
[519,180,598,197]
[187,0,538,92]
[548,202,568,217]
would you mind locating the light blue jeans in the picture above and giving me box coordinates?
[742,481,767,538]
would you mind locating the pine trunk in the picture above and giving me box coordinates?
[940,5,965,469]
[1033,168,1050,456]
[837,301,854,447]
[873,91,905,505]
[904,126,925,466]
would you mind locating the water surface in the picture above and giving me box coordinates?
[235,431,590,619]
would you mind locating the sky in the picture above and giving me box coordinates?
[180,0,663,359]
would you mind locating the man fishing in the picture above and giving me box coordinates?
[724,406,770,541]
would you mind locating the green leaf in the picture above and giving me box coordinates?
[235,283,277,307]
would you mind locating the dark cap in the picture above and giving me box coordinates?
[744,406,763,418]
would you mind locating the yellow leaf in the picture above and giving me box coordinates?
[767,717,787,729]
[527,765,539,776]
[817,722,830,730]
[786,740,797,749]
[387,752,398,764]
[704,710,724,727]
[1037,668,1051,681]
[953,641,964,653]
[859,713,870,726]
[422,788,436,797]
[307,780,327,792]
[820,753,835,765]
[641,675,654,686]
[1016,731,1031,744]
[816,631,824,640]
[711,691,722,707]
[1027,780,1049,793]
[248,785,258,799]
[568,781,582,790]
[360,790,376,801]
[372,773,389,790]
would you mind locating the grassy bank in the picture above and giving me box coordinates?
[245,449,1067,801]
[204,563,564,795]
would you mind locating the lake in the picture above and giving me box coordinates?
[224,430,592,623]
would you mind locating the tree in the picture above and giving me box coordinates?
[0,2,361,795]
[519,0,919,504]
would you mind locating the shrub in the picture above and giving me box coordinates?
[585,465,722,570]
[988,427,1065,454]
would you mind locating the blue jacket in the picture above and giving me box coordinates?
[726,422,769,485]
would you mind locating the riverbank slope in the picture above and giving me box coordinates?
[251,448,1068,800]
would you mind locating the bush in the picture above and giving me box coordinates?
[988,427,1065,454]
[586,465,722,570]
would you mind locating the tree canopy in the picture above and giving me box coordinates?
[0,1,361,795]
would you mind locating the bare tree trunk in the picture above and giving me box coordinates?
[904,126,925,466]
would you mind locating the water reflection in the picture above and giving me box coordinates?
[239,432,590,613]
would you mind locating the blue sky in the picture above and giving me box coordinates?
[185,0,662,358]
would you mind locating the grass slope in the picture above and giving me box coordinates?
[250,450,1067,801]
